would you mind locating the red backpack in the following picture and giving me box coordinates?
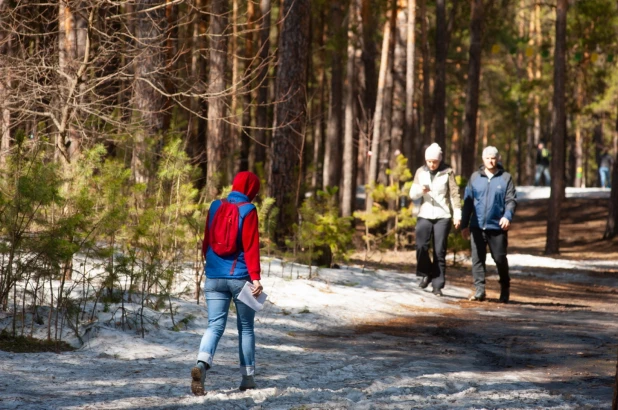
[208,199,255,257]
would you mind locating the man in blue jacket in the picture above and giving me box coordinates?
[461,146,517,303]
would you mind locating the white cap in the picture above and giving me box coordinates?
[425,143,443,160]
[482,146,499,158]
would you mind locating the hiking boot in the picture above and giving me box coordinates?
[468,292,486,302]
[419,276,431,289]
[432,288,443,297]
[191,361,209,396]
[499,288,510,304]
[239,375,256,391]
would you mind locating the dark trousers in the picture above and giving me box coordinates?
[416,217,451,290]
[470,228,510,294]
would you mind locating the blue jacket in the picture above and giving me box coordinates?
[462,165,517,231]
[205,191,256,279]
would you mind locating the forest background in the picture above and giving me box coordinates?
[1,0,618,347]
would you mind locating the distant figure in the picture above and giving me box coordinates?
[534,142,551,186]
[598,149,613,188]
[192,171,264,395]
[409,143,461,297]
[461,146,517,303]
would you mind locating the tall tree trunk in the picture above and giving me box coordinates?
[390,1,407,172]
[311,6,326,191]
[190,0,208,186]
[230,0,241,175]
[207,0,229,190]
[132,0,167,184]
[403,0,416,171]
[378,0,398,185]
[433,0,447,150]
[545,0,568,255]
[342,0,358,217]
[419,0,432,166]
[0,85,8,168]
[0,7,8,168]
[268,0,310,243]
[593,117,604,186]
[604,108,618,240]
[323,1,345,189]
[59,1,90,282]
[164,0,176,134]
[58,1,85,165]
[460,0,484,180]
[240,0,255,172]
[573,73,585,187]
[0,68,9,168]
[574,123,584,187]
[530,0,542,183]
[358,0,377,190]
[450,116,460,172]
[361,0,378,120]
[254,0,271,168]
[366,5,394,212]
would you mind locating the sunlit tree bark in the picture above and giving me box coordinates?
[461,0,484,180]
[268,0,310,242]
[206,0,229,189]
[545,0,567,255]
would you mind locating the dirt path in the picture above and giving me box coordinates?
[1,197,617,409]
[341,197,618,408]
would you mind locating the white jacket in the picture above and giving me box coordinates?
[409,165,462,221]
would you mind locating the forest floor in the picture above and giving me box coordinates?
[1,191,617,409]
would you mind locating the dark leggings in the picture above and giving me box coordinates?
[415,217,451,290]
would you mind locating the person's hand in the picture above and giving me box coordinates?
[499,217,511,231]
[461,227,470,240]
[453,219,461,229]
[422,185,431,194]
[251,280,263,297]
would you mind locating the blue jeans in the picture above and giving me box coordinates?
[534,165,550,186]
[197,278,256,376]
[599,167,610,188]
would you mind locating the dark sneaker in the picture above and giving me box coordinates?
[499,288,510,304]
[191,361,208,396]
[239,375,256,391]
[419,276,431,289]
[468,293,486,301]
[432,288,443,297]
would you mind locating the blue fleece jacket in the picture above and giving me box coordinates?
[205,191,256,279]
[461,165,517,231]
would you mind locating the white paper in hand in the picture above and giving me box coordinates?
[238,281,268,312]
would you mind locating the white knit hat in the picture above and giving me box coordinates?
[482,146,499,158]
[425,143,443,160]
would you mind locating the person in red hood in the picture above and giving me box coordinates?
[192,171,264,395]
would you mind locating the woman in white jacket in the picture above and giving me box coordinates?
[409,143,461,296]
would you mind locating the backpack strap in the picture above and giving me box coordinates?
[207,199,224,230]
[229,202,256,275]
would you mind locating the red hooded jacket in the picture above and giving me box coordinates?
[202,171,262,281]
